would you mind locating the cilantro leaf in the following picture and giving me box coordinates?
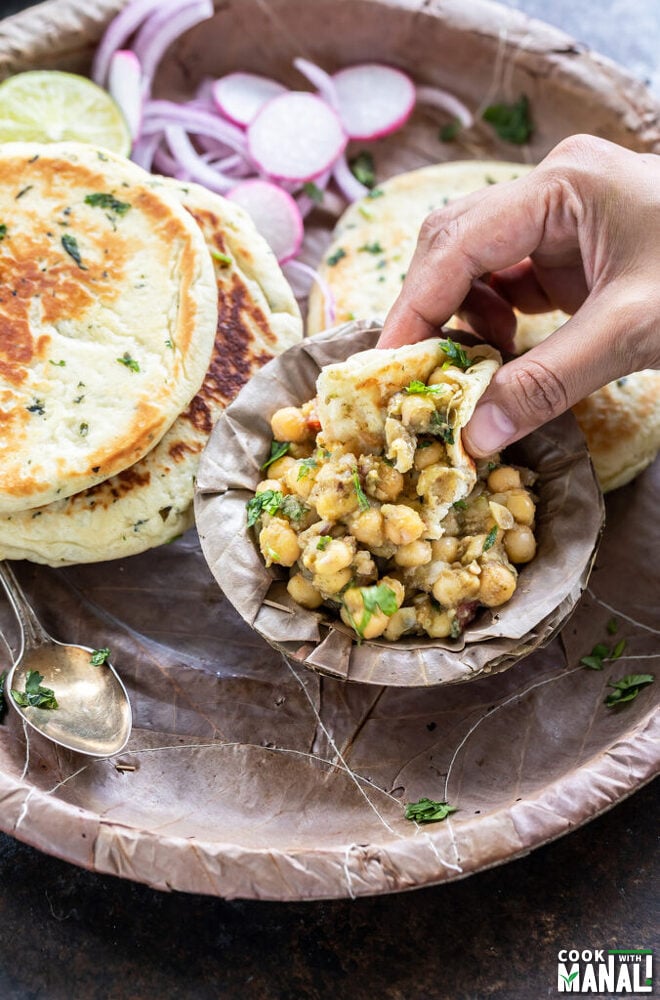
[482,525,499,551]
[404,798,457,823]
[358,241,384,254]
[61,233,86,269]
[352,469,370,511]
[0,223,7,240]
[90,647,111,666]
[316,535,332,550]
[611,639,626,659]
[85,192,131,215]
[350,583,399,638]
[247,489,284,527]
[366,188,384,200]
[580,655,605,671]
[297,457,318,480]
[349,150,376,188]
[279,495,310,522]
[430,409,454,444]
[302,181,324,203]
[11,670,58,710]
[453,499,468,511]
[210,249,232,267]
[439,337,473,371]
[439,119,461,142]
[606,617,618,635]
[117,353,140,373]
[326,247,347,267]
[605,674,654,708]
[261,440,290,471]
[482,95,533,144]
[404,380,447,396]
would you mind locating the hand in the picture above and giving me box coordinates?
[378,135,660,456]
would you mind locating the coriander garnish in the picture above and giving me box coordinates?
[482,95,533,145]
[326,247,347,267]
[439,119,461,142]
[439,337,473,371]
[297,457,318,480]
[580,637,627,671]
[302,181,324,203]
[404,798,457,823]
[90,647,111,666]
[261,440,290,471]
[348,583,398,639]
[316,535,332,550]
[604,674,654,708]
[482,525,498,551]
[84,192,131,215]
[352,469,370,511]
[117,353,140,373]
[349,150,376,188]
[404,380,447,396]
[61,233,86,269]
[211,249,232,266]
[49,359,66,367]
[358,241,384,254]
[0,224,7,241]
[11,670,58,710]
[79,422,89,437]
[247,489,284,527]
[26,399,45,415]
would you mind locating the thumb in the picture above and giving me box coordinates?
[463,287,649,457]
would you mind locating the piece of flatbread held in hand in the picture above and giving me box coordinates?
[0,177,302,565]
[316,336,500,537]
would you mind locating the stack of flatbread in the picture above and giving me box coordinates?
[0,142,301,564]
[308,161,660,493]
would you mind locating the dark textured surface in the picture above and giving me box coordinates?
[0,0,658,998]
[0,780,657,1000]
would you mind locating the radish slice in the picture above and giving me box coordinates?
[248,92,346,183]
[165,126,235,193]
[92,0,162,86]
[133,0,214,93]
[332,63,415,140]
[212,73,288,127]
[416,85,473,129]
[228,180,303,263]
[293,58,339,110]
[332,152,369,202]
[108,50,143,141]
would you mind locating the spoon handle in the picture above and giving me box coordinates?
[0,561,51,653]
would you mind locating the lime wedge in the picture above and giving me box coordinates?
[0,70,131,155]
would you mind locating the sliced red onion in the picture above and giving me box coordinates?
[293,57,339,110]
[133,0,214,94]
[248,92,346,183]
[228,180,304,263]
[153,143,185,177]
[142,101,249,155]
[284,260,336,328]
[416,85,473,129]
[332,63,416,140]
[332,152,369,202]
[108,50,143,141]
[130,131,161,170]
[165,126,235,193]
[212,73,288,127]
[92,0,162,86]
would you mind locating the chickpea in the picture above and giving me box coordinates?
[479,562,517,607]
[270,406,311,443]
[315,489,359,521]
[384,607,418,641]
[414,441,444,470]
[313,567,352,596]
[259,518,301,567]
[381,504,425,545]
[287,573,323,609]
[431,536,460,563]
[415,598,454,638]
[400,394,437,429]
[349,508,384,548]
[268,455,297,480]
[427,368,457,388]
[340,603,389,639]
[314,538,354,575]
[362,458,404,502]
[504,525,537,564]
[432,568,480,608]
[353,550,377,580]
[255,478,281,495]
[310,458,360,520]
[505,489,536,526]
[284,461,318,500]
[394,539,432,568]
[380,575,405,608]
[287,442,314,460]
[487,465,521,492]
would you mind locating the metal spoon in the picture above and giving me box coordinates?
[0,562,132,757]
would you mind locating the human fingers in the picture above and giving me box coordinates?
[455,279,517,352]
[490,258,588,316]
[463,278,660,457]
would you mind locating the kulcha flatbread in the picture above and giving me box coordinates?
[317,337,501,535]
[0,178,302,565]
[310,160,659,492]
[0,142,218,513]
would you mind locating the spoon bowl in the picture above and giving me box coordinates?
[1,563,132,757]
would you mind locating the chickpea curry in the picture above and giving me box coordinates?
[247,339,538,642]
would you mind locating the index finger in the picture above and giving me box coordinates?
[377,172,558,348]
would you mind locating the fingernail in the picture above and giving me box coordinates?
[466,403,516,455]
